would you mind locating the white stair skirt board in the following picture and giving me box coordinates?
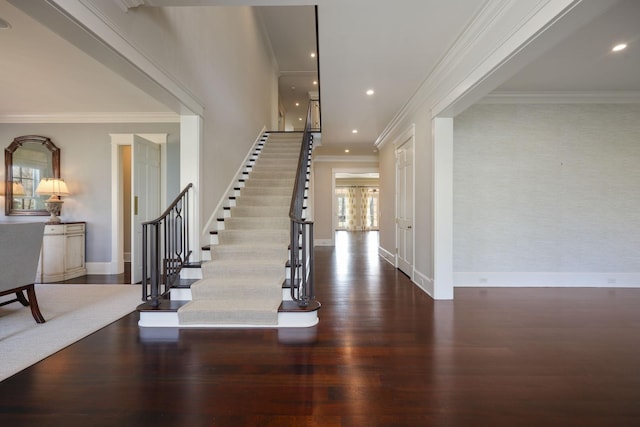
[174,132,309,327]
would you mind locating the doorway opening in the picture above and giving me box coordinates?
[110,133,167,284]
[335,186,379,231]
[334,172,379,231]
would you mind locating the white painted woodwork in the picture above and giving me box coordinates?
[37,222,86,283]
[138,310,318,329]
[433,118,454,300]
[131,136,161,284]
[395,137,414,277]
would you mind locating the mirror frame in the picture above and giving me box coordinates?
[5,135,60,216]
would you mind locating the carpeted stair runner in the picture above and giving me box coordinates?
[178,133,302,325]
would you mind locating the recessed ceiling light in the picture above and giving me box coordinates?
[298,117,303,121]
[345,149,350,153]
[0,18,11,30]
[295,102,300,107]
[310,52,316,58]
[313,80,318,85]
[612,43,627,52]
[366,89,375,96]
[352,129,358,134]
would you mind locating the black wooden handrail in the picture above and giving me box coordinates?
[142,183,193,307]
[289,103,315,307]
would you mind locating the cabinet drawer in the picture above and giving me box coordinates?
[65,223,85,234]
[44,224,64,235]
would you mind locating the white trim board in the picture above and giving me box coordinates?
[454,272,640,288]
[412,269,434,298]
[481,91,640,104]
[0,112,180,124]
[202,126,267,240]
[378,246,395,266]
[86,262,119,275]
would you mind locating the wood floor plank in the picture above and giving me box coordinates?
[1,231,640,426]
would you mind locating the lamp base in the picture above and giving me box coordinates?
[44,199,63,224]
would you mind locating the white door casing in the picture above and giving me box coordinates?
[395,131,414,277]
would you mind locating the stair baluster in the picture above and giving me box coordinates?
[142,183,194,307]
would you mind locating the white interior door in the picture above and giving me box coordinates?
[131,135,161,284]
[396,138,414,277]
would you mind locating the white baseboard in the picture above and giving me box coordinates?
[86,262,120,275]
[314,239,333,246]
[378,246,395,266]
[412,269,434,297]
[454,272,640,288]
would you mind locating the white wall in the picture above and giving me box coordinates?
[0,122,180,264]
[453,103,640,287]
[74,3,280,243]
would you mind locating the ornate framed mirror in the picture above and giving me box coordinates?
[5,135,60,216]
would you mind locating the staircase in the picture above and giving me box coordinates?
[138,132,320,328]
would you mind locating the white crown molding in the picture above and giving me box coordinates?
[375,0,516,147]
[114,0,145,13]
[0,112,180,124]
[313,155,378,163]
[480,91,640,104]
[374,0,602,148]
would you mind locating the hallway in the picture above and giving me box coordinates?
[1,231,640,425]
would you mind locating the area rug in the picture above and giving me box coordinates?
[0,284,140,382]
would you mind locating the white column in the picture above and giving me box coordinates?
[432,117,454,300]
[180,115,203,261]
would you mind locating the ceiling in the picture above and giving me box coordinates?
[1,0,639,147]
[495,0,640,93]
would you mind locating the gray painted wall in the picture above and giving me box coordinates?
[0,122,180,264]
[453,103,640,276]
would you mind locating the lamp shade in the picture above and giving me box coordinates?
[36,178,70,196]
[12,181,26,196]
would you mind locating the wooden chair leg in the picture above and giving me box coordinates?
[25,284,46,324]
[15,290,30,306]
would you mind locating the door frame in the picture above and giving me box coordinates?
[110,133,167,278]
[394,125,415,277]
[331,167,379,246]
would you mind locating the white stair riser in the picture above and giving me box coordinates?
[180,268,202,280]
[169,286,292,302]
[139,311,318,328]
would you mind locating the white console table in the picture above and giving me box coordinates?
[37,222,87,283]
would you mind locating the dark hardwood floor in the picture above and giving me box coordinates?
[2,231,640,426]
